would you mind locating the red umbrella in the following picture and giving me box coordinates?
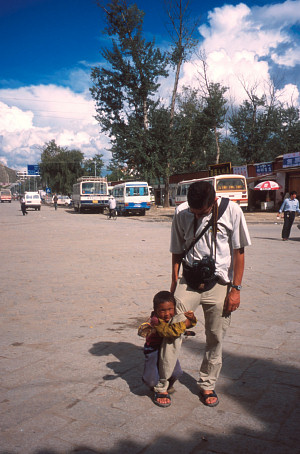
[254,180,282,190]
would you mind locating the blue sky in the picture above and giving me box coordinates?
[0,0,299,171]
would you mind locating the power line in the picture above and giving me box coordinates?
[0,96,92,105]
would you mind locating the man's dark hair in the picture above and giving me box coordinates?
[290,190,297,196]
[153,291,176,312]
[187,181,216,209]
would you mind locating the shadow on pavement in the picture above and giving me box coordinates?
[1,341,298,454]
[253,236,300,242]
[87,339,300,453]
[89,341,145,395]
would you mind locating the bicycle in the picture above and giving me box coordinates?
[106,208,117,220]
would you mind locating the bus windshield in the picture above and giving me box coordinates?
[82,182,106,195]
[216,178,246,191]
[126,186,149,197]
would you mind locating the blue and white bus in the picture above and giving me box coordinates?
[112,181,151,215]
[72,177,109,213]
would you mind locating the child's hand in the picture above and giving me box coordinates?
[184,311,196,323]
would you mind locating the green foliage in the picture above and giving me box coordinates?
[83,154,104,177]
[203,83,228,130]
[91,0,300,192]
[229,99,300,163]
[90,0,168,135]
[39,140,84,194]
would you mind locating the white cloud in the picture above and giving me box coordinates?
[0,102,34,132]
[0,83,110,170]
[179,1,300,106]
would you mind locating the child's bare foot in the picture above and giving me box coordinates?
[153,392,171,407]
[200,389,219,407]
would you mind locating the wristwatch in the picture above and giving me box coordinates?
[231,284,242,291]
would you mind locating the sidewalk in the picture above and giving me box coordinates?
[145,205,283,224]
[0,203,299,454]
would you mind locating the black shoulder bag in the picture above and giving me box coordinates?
[182,198,229,291]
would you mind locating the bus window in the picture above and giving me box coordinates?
[217,178,246,191]
[126,186,148,197]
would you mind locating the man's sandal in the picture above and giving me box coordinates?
[153,392,171,408]
[200,390,219,407]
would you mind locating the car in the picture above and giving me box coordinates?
[24,192,41,210]
[52,195,72,206]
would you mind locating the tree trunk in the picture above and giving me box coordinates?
[170,57,183,128]
[163,177,170,208]
[214,125,220,164]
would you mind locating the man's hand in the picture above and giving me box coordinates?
[224,288,240,313]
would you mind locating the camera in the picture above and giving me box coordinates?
[182,255,216,290]
[192,256,216,282]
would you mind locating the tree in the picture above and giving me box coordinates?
[83,154,104,177]
[90,0,168,134]
[164,0,200,128]
[39,140,84,194]
[194,52,229,164]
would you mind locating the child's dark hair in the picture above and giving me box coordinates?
[153,291,176,312]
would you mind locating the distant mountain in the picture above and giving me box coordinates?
[0,164,17,185]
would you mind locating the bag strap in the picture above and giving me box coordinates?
[184,198,229,256]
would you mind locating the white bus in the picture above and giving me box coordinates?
[0,189,12,203]
[72,177,109,213]
[112,181,151,215]
[175,174,248,209]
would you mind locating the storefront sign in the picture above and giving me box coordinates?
[232,165,248,177]
[283,152,300,168]
[255,162,273,175]
[208,162,231,176]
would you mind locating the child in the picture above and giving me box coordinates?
[138,290,197,407]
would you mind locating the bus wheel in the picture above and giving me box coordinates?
[140,209,146,216]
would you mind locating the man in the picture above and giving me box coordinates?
[154,181,251,407]
[108,195,116,218]
[278,191,299,241]
[53,194,58,211]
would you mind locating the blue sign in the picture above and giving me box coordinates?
[283,152,300,168]
[27,164,40,176]
[46,187,51,194]
[255,162,273,176]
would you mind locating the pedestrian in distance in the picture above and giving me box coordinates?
[154,181,251,408]
[278,190,299,241]
[20,196,27,215]
[138,290,197,407]
[53,194,58,211]
[108,195,116,218]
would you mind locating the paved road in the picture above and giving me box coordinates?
[1,202,299,454]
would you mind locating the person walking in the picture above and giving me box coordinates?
[53,194,58,211]
[108,196,116,218]
[278,191,299,240]
[154,181,251,407]
[20,196,27,215]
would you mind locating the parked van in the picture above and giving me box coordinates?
[24,192,41,210]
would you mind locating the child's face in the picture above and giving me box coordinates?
[155,301,175,322]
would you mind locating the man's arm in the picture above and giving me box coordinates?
[224,247,245,313]
[170,253,184,294]
[278,199,286,214]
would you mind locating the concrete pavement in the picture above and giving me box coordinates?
[0,202,299,454]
